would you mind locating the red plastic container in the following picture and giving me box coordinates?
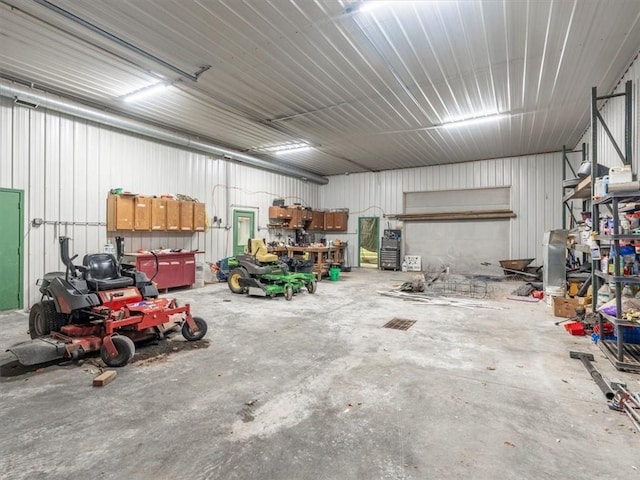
[564,321,586,336]
[593,322,614,335]
[532,290,544,299]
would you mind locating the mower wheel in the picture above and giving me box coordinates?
[100,335,135,367]
[284,285,293,301]
[29,300,69,339]
[307,280,317,294]
[182,317,208,341]
[228,268,248,294]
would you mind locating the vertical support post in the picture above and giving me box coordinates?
[591,87,599,315]
[582,143,588,226]
[625,80,632,165]
[562,145,567,229]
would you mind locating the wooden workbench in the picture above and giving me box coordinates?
[286,244,346,279]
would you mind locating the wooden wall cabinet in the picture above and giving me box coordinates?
[193,202,206,232]
[324,211,348,232]
[289,209,306,229]
[108,195,206,233]
[133,196,151,231]
[268,206,293,220]
[180,202,194,231]
[150,198,166,231]
[308,211,325,231]
[107,195,135,231]
[333,211,348,231]
[166,199,180,231]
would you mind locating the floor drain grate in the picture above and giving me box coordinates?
[383,318,416,331]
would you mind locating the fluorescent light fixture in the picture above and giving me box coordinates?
[358,1,413,13]
[276,146,312,155]
[122,82,169,103]
[441,113,507,129]
[259,142,312,154]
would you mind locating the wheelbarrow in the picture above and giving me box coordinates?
[499,258,535,275]
[480,259,541,279]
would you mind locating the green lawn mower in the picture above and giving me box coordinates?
[227,239,316,300]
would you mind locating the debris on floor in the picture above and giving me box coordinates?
[132,339,210,366]
[506,296,540,303]
[378,289,503,310]
[399,274,426,292]
[398,272,491,299]
[93,370,117,387]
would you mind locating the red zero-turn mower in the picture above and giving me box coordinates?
[5,237,207,369]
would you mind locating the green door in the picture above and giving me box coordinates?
[0,189,23,310]
[233,210,255,256]
[358,217,379,268]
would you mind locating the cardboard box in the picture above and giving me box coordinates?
[552,296,587,318]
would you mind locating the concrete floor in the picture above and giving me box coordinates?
[0,268,638,479]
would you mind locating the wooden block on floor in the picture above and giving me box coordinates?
[93,370,117,387]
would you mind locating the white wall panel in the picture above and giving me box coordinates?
[321,152,562,270]
[0,97,319,309]
[576,55,640,173]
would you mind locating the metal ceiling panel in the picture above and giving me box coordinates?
[1,0,639,176]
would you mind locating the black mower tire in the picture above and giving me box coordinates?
[29,300,69,339]
[284,285,294,301]
[307,280,317,294]
[100,335,135,367]
[182,317,208,341]
[228,268,248,294]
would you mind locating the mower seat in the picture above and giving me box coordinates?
[82,253,134,291]
[250,239,278,263]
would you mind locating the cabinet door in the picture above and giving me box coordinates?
[268,206,283,219]
[334,212,348,232]
[134,196,151,231]
[289,209,303,228]
[302,209,313,221]
[183,256,196,285]
[136,258,161,288]
[166,200,180,231]
[324,212,335,230]
[193,202,206,232]
[180,202,194,231]
[309,211,325,231]
[107,195,135,231]
[150,198,167,231]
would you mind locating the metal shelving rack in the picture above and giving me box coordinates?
[562,144,587,230]
[590,80,640,372]
[594,193,640,371]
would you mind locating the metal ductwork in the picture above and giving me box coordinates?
[0,79,329,185]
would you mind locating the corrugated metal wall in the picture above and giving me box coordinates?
[0,97,319,309]
[576,53,640,172]
[320,152,562,269]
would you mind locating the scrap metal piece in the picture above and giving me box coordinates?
[569,351,615,400]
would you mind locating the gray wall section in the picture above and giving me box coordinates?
[405,219,510,274]
[0,98,319,309]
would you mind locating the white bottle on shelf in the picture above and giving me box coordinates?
[597,283,610,306]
